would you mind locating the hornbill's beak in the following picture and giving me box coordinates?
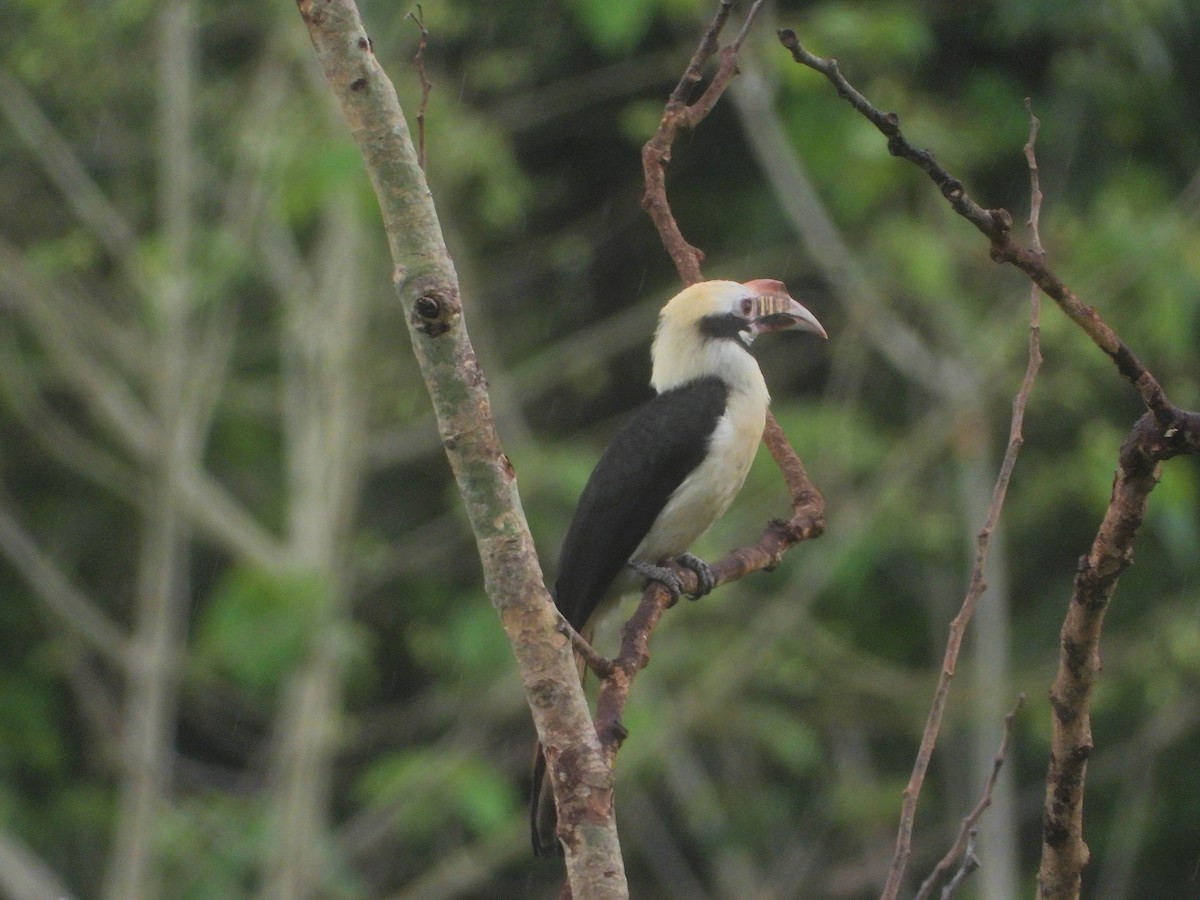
[742,279,828,339]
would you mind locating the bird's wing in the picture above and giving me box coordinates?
[553,376,729,630]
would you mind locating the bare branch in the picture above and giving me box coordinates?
[1036,414,1162,899]
[916,695,1025,900]
[939,830,980,900]
[776,29,1188,434]
[557,619,614,681]
[405,5,431,171]
[879,103,1046,900]
[1024,98,1045,256]
[775,31,1200,898]
[641,0,768,284]
[294,1,626,894]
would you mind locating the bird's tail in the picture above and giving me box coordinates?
[530,741,561,857]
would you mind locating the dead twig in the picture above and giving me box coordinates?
[776,29,1191,435]
[776,30,1200,899]
[641,0,768,285]
[880,101,1046,900]
[916,695,1025,900]
[940,830,980,899]
[405,5,431,170]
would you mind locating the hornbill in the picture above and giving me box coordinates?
[531,278,827,857]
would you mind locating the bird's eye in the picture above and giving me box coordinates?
[740,298,754,316]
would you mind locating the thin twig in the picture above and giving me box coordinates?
[940,829,980,900]
[405,5,431,170]
[557,618,613,680]
[775,31,1200,898]
[915,695,1025,900]
[1023,98,1044,256]
[879,102,1046,900]
[776,29,1184,433]
[641,0,769,284]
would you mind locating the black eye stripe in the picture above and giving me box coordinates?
[699,312,753,345]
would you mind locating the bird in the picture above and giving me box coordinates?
[531,278,827,857]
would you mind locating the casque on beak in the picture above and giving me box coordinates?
[742,279,828,339]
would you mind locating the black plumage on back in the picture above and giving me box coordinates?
[553,376,729,631]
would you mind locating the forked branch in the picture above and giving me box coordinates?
[776,26,1200,900]
[596,0,825,762]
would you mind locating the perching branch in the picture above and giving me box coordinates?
[776,27,1200,900]
[593,414,827,759]
[594,0,825,762]
[294,2,627,897]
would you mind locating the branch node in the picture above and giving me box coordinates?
[556,618,614,680]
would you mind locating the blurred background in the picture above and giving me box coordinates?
[2,0,1200,897]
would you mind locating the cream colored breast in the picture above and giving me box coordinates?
[631,388,767,564]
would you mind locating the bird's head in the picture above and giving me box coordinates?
[651,279,826,392]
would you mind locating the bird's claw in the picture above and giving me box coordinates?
[629,554,714,606]
[628,561,685,604]
[676,552,715,599]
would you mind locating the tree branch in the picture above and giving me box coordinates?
[294,2,626,895]
[775,29,1200,443]
[878,98,1046,900]
[1036,412,1170,898]
[595,0,825,771]
[776,27,1200,899]
[916,695,1024,900]
[641,0,768,285]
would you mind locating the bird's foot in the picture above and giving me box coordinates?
[628,560,685,605]
[676,552,715,599]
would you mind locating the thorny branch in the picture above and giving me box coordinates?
[776,26,1200,900]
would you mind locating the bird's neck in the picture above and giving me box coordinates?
[650,330,770,408]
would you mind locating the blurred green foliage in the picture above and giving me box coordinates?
[1,0,1199,898]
